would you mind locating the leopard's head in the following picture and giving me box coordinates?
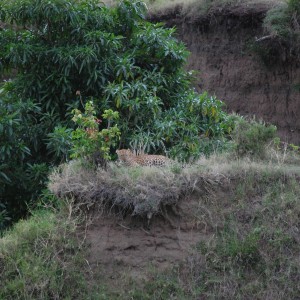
[116,149,133,160]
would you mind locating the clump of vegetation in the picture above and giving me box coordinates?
[0,0,232,228]
[264,0,300,39]
[49,161,184,217]
[0,84,49,225]
[231,117,277,159]
[49,101,121,168]
[259,0,300,62]
[70,102,120,161]
[0,207,92,299]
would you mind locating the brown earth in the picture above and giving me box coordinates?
[85,188,224,288]
[149,3,300,143]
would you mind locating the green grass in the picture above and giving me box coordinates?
[0,206,92,300]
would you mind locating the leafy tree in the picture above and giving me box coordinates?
[0,0,232,226]
[0,0,231,155]
[0,83,48,224]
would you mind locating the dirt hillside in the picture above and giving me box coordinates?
[149,2,300,143]
[84,174,231,293]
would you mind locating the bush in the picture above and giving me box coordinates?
[0,0,231,225]
[287,0,300,15]
[0,0,231,159]
[231,118,277,159]
[0,84,50,226]
[70,101,120,166]
[261,0,300,62]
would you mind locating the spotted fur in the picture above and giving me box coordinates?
[116,149,170,167]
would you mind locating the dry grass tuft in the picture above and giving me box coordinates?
[49,161,185,217]
[146,0,284,18]
[49,152,300,219]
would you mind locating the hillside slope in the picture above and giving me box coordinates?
[149,1,300,143]
[2,154,300,299]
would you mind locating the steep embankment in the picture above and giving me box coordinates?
[150,2,300,143]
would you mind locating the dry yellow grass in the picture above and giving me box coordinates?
[101,0,285,14]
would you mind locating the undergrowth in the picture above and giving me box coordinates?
[0,204,92,300]
[254,0,300,63]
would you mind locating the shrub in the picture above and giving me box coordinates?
[0,83,50,226]
[0,0,231,225]
[0,0,231,160]
[261,0,300,62]
[231,118,277,159]
[71,101,120,165]
[48,101,121,168]
[288,0,300,15]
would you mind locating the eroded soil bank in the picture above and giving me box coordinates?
[85,191,223,288]
[150,3,300,143]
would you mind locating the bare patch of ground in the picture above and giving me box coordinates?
[85,194,214,283]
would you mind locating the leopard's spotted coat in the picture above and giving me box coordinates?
[116,149,170,167]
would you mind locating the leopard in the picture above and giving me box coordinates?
[116,149,171,167]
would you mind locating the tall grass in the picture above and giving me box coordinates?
[0,205,92,299]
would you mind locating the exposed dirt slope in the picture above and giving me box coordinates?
[150,3,300,143]
[87,200,204,275]
[86,187,226,288]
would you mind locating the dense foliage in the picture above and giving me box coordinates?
[0,84,49,226]
[69,101,120,166]
[231,118,277,159]
[0,0,232,227]
[261,0,300,62]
